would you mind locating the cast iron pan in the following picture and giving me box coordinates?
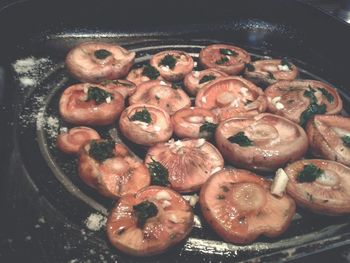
[1,0,350,262]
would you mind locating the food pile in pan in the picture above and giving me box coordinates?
[55,41,350,256]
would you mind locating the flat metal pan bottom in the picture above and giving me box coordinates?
[12,37,350,262]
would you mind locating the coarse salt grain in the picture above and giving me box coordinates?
[84,213,107,231]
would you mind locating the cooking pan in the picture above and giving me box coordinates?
[1,0,350,262]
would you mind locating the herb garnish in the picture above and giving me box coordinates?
[281,58,293,70]
[199,121,217,136]
[300,87,326,126]
[216,56,229,65]
[129,107,152,124]
[133,201,158,228]
[342,136,350,148]
[171,83,181,90]
[219,48,238,56]
[159,54,177,69]
[317,87,334,103]
[228,132,253,147]
[199,75,216,84]
[245,63,255,72]
[89,140,115,162]
[142,64,160,80]
[94,49,112,59]
[86,86,113,105]
[297,164,323,183]
[147,159,169,186]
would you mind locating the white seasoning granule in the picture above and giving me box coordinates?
[84,213,107,231]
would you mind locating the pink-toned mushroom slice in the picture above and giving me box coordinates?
[59,83,125,126]
[106,186,194,256]
[100,79,136,98]
[244,59,298,86]
[265,80,343,126]
[183,68,228,96]
[150,50,194,82]
[171,107,218,139]
[66,42,135,83]
[119,104,173,146]
[195,76,267,121]
[56,126,100,154]
[126,65,163,86]
[145,139,224,193]
[215,113,308,172]
[128,80,191,115]
[199,44,251,75]
[199,169,295,244]
[78,140,150,198]
[306,115,350,167]
[285,159,350,215]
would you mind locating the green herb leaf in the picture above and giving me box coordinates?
[159,54,177,69]
[220,48,238,56]
[216,56,229,65]
[297,164,323,183]
[199,121,217,136]
[342,135,350,148]
[133,201,158,228]
[147,159,169,186]
[317,87,334,103]
[142,64,160,80]
[228,132,253,147]
[94,49,112,59]
[199,74,216,84]
[304,86,318,104]
[281,58,293,70]
[86,86,113,105]
[129,107,152,124]
[245,63,255,72]
[300,103,326,127]
[88,140,115,162]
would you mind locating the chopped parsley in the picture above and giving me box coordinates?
[227,132,253,147]
[304,87,318,104]
[88,140,115,162]
[133,201,158,228]
[129,107,152,124]
[281,58,293,70]
[199,74,216,84]
[245,63,255,72]
[300,87,326,126]
[94,49,112,59]
[159,54,177,69]
[147,159,169,186]
[216,56,229,65]
[297,164,323,183]
[317,87,334,103]
[219,48,238,56]
[86,86,113,105]
[342,136,350,148]
[199,121,217,136]
[142,64,160,80]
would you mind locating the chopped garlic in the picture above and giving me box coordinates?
[275,102,284,110]
[201,97,207,103]
[211,166,222,174]
[153,126,161,132]
[132,120,149,128]
[156,190,172,200]
[204,116,214,122]
[194,62,198,67]
[193,71,200,77]
[230,99,240,108]
[271,96,281,104]
[160,81,167,85]
[105,97,112,104]
[240,87,249,95]
[271,168,289,197]
[161,66,170,71]
[195,138,206,148]
[162,200,172,208]
[278,64,290,72]
[189,194,199,207]
[83,87,88,93]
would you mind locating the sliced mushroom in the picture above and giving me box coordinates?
[100,79,136,98]
[66,42,135,83]
[195,76,267,121]
[126,65,163,86]
[119,104,173,146]
[106,186,194,256]
[144,139,224,192]
[215,113,308,172]
[286,159,350,215]
[199,169,295,244]
[199,44,251,75]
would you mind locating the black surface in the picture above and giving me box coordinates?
[1,0,350,262]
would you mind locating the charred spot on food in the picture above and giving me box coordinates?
[219,48,238,56]
[94,49,112,59]
[88,140,115,162]
[169,233,177,240]
[286,99,295,104]
[199,74,216,84]
[297,164,323,183]
[155,95,160,101]
[133,201,158,228]
[199,121,217,137]
[281,58,293,70]
[238,216,246,224]
[147,159,170,187]
[220,185,229,192]
[216,194,225,200]
[244,99,253,105]
[245,63,255,72]
[323,199,329,203]
[159,54,177,69]
[267,72,275,80]
[215,56,229,65]
[86,86,114,105]
[317,87,334,103]
[342,136,350,148]
[129,107,152,124]
[171,83,181,90]
[228,132,253,147]
[142,64,160,80]
[306,192,314,202]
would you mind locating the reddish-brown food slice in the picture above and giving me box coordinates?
[265,80,343,126]
[66,42,135,83]
[171,107,218,139]
[78,140,150,198]
[199,169,295,244]
[56,126,100,154]
[183,68,228,96]
[129,80,191,115]
[244,59,298,86]
[195,76,267,121]
[150,50,194,82]
[286,159,350,215]
[145,139,224,192]
[215,113,308,172]
[199,44,251,75]
[100,79,136,98]
[307,115,350,167]
[59,83,125,125]
[106,186,194,256]
[119,104,173,146]
[126,65,163,86]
